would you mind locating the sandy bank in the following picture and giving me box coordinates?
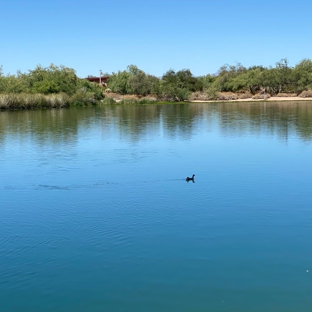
[190,97,312,103]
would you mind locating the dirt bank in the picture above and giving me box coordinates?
[190,97,312,103]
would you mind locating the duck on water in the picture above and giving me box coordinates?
[186,174,195,182]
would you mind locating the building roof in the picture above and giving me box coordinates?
[85,76,109,83]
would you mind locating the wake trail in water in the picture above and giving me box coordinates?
[1,178,188,191]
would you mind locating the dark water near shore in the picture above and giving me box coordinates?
[1,102,312,312]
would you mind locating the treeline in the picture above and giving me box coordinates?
[107,65,202,101]
[106,59,312,101]
[0,64,104,109]
[1,59,312,110]
[205,58,312,99]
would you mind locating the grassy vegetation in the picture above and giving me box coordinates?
[101,97,117,105]
[299,90,312,98]
[0,93,69,110]
[117,98,158,105]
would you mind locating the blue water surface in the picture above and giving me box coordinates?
[1,102,312,311]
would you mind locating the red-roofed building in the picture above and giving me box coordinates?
[85,76,109,86]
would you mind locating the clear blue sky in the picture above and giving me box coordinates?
[1,0,311,77]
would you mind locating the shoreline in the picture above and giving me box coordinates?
[190,96,312,103]
[1,95,312,111]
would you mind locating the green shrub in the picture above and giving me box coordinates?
[118,99,139,105]
[175,88,190,101]
[76,80,104,100]
[69,91,97,106]
[138,98,157,104]
[101,97,117,105]
[205,86,219,100]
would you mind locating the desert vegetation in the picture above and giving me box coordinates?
[0,64,104,109]
[106,65,202,102]
[104,59,312,102]
[1,58,312,109]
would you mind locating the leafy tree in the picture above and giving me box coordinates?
[160,70,190,101]
[198,74,215,90]
[274,58,293,93]
[107,70,132,94]
[127,64,140,76]
[214,63,247,92]
[27,64,78,95]
[161,69,202,92]
[32,80,60,94]
[107,65,160,97]
[176,69,203,92]
[76,79,104,100]
[293,59,312,92]
[229,66,266,94]
[157,68,203,101]
[259,61,293,95]
[129,71,158,96]
[0,72,28,93]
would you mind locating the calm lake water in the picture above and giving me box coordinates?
[1,102,312,312]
